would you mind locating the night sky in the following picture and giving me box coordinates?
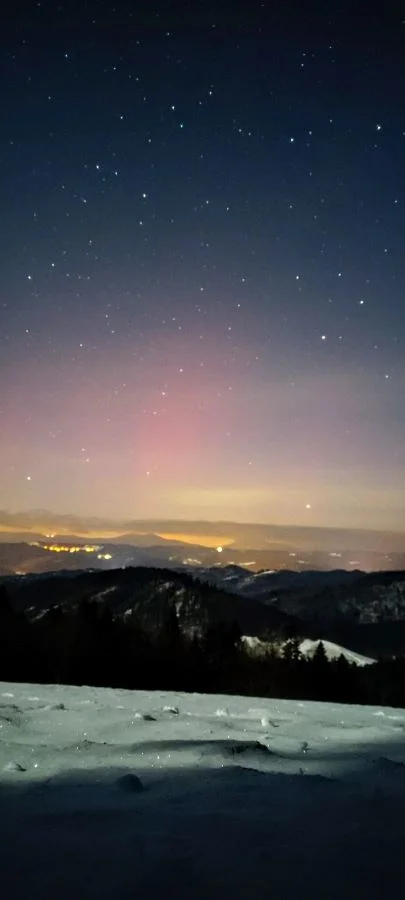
[1,1,405,533]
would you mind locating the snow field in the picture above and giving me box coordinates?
[1,681,405,899]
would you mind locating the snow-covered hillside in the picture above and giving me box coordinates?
[241,634,376,666]
[299,638,375,666]
[1,682,405,899]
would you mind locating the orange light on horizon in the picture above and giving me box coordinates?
[157,532,234,549]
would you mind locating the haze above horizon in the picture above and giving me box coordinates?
[1,509,404,555]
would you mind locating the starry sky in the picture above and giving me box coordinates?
[1,0,405,534]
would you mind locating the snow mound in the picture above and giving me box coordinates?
[115,772,144,793]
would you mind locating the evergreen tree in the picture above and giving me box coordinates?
[310,640,332,699]
[283,636,301,663]
[313,640,328,665]
[161,604,182,649]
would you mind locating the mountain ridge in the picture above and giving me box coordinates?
[3,563,405,657]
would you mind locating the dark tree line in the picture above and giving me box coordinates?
[1,585,405,707]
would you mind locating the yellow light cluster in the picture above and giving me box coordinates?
[41,544,101,554]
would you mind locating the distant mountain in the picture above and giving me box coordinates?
[2,515,405,573]
[46,532,190,548]
[180,565,405,657]
[3,531,405,658]
[105,533,192,547]
[0,532,45,545]
[263,570,405,625]
[263,570,405,658]
[186,565,364,597]
[3,509,405,553]
[0,566,294,638]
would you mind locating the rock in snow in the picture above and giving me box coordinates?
[1,680,405,899]
[115,772,144,793]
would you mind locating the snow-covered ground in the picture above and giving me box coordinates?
[1,681,405,899]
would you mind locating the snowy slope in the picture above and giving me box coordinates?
[299,638,375,666]
[1,682,405,899]
[241,634,375,665]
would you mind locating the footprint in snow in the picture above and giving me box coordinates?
[43,702,66,711]
[134,712,156,721]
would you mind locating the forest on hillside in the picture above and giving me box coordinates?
[2,584,405,708]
